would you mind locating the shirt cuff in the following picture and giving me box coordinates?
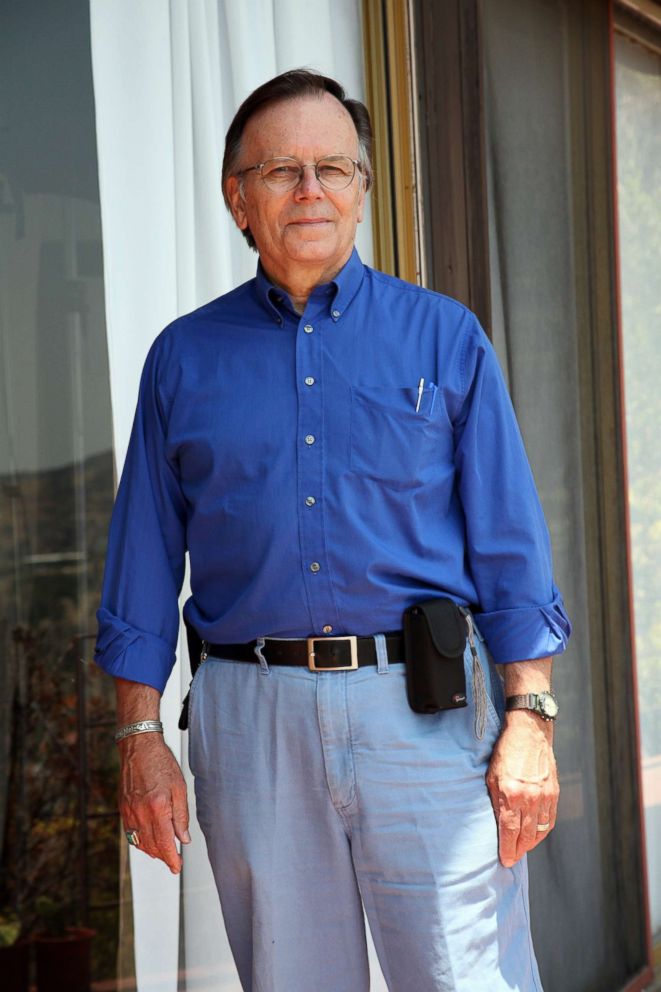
[473,588,572,664]
[94,607,176,694]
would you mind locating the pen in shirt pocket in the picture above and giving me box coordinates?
[415,377,425,413]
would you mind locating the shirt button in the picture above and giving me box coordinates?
[304,324,314,334]
[310,562,321,573]
[305,434,315,445]
[304,376,315,386]
[305,496,316,506]
[322,625,333,634]
[332,309,341,318]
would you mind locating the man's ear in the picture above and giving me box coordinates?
[356,172,367,225]
[225,176,248,230]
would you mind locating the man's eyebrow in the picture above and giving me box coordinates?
[251,151,355,161]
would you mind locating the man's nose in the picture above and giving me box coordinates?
[294,164,324,197]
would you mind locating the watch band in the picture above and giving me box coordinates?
[505,691,558,721]
[506,693,539,711]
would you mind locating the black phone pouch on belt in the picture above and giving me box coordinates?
[402,598,468,714]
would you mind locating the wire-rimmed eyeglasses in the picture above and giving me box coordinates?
[236,155,362,193]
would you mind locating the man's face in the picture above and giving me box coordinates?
[226,93,366,284]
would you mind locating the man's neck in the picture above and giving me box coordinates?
[290,292,309,316]
[264,269,328,315]
[260,251,352,315]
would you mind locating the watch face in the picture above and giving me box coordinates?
[539,692,559,719]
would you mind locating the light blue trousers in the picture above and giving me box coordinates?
[188,627,543,992]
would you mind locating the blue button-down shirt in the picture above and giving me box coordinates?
[95,249,570,693]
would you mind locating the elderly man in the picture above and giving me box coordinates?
[96,69,570,991]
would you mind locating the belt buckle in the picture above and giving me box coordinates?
[307,635,358,672]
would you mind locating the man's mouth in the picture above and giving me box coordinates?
[288,218,331,226]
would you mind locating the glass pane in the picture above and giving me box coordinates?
[0,0,119,986]
[615,31,661,941]
[481,2,642,988]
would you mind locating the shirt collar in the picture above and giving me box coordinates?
[254,247,365,325]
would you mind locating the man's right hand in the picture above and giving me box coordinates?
[118,732,190,874]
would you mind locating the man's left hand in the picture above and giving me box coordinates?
[486,709,559,868]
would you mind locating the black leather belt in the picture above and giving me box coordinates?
[203,632,404,671]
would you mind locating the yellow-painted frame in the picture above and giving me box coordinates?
[362,0,423,284]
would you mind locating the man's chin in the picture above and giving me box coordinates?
[283,234,338,262]
[285,225,334,247]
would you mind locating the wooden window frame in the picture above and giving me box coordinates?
[410,0,491,329]
[617,0,661,54]
[362,0,423,284]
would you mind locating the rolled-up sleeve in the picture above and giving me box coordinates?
[453,319,571,663]
[95,333,186,693]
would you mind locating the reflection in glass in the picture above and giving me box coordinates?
[0,0,119,986]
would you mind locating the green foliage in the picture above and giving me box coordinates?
[0,911,21,947]
[34,896,72,938]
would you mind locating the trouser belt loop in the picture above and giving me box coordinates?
[374,633,389,674]
[253,637,269,674]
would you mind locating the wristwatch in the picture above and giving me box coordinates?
[505,690,559,721]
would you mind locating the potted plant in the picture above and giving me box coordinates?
[33,896,95,992]
[0,911,30,992]
[3,629,96,992]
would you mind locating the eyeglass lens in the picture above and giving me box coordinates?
[260,157,356,191]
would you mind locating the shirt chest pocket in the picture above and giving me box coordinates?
[350,384,441,488]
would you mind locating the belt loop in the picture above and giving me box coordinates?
[253,637,270,674]
[374,633,389,674]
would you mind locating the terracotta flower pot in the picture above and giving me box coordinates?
[34,927,95,992]
[0,939,30,992]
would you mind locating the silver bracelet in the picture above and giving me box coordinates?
[114,720,164,743]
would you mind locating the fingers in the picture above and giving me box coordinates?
[171,781,192,846]
[529,798,557,851]
[488,762,559,867]
[150,793,184,873]
[494,781,559,867]
[519,808,540,852]
[488,775,522,867]
[121,792,183,874]
[497,806,521,867]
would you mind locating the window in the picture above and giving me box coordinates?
[0,1,119,986]
[614,18,661,955]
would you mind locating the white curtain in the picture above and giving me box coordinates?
[89,2,379,989]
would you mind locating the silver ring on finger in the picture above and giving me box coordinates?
[126,829,140,847]
[536,822,551,832]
